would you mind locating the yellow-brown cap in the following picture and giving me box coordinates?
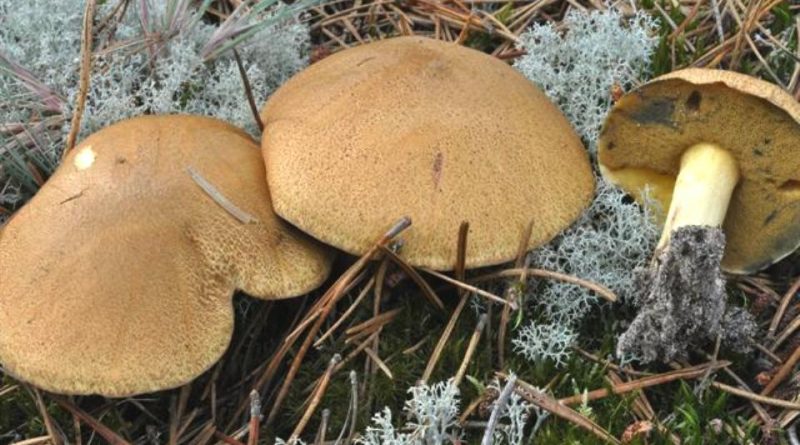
[0,115,333,396]
[598,68,800,273]
[260,36,594,270]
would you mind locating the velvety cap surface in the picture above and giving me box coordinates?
[261,36,594,270]
[0,115,333,396]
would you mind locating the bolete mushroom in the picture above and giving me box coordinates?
[598,68,800,361]
[0,115,333,396]
[260,36,594,270]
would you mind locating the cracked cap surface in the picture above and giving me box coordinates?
[598,68,800,274]
[0,115,333,396]
[260,36,594,270]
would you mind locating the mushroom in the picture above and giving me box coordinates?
[0,115,333,396]
[598,68,800,361]
[260,36,595,270]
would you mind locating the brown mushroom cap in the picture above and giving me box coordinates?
[0,115,333,396]
[598,68,800,274]
[260,36,594,270]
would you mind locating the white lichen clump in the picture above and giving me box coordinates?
[512,321,577,366]
[511,8,660,366]
[530,182,660,323]
[0,0,309,220]
[486,377,549,445]
[514,7,657,153]
[357,380,461,445]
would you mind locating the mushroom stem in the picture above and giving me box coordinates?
[656,143,740,252]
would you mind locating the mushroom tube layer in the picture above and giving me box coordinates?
[599,69,800,273]
[0,115,333,397]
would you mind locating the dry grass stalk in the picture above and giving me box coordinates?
[264,217,411,429]
[286,271,369,346]
[753,342,783,364]
[1,383,19,398]
[335,330,382,373]
[290,354,341,442]
[63,0,97,158]
[419,295,473,381]
[421,222,470,383]
[771,314,800,352]
[13,437,53,445]
[168,384,192,445]
[454,313,488,386]
[231,273,362,423]
[315,276,376,346]
[769,275,800,344]
[498,221,533,369]
[471,267,617,302]
[364,347,393,379]
[307,0,553,58]
[558,361,730,406]
[572,347,652,377]
[761,343,800,397]
[30,387,63,445]
[214,429,247,445]
[232,48,264,133]
[344,323,383,346]
[52,396,130,445]
[379,247,446,310]
[507,373,621,445]
[607,372,681,445]
[459,391,490,426]
[313,408,330,445]
[713,381,800,411]
[455,221,469,289]
[422,268,517,308]
[695,350,774,425]
[344,307,403,337]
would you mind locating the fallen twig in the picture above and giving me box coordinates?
[264,217,411,429]
[481,375,516,445]
[506,373,621,445]
[290,354,341,442]
[64,0,97,158]
[713,381,800,411]
[247,391,261,445]
[558,361,729,406]
[30,387,63,445]
[232,48,264,133]
[421,268,517,309]
[498,221,532,369]
[471,268,617,303]
[454,313,488,386]
[52,396,130,445]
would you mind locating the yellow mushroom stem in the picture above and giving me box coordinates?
[656,143,740,252]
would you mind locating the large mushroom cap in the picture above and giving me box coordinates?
[0,115,333,396]
[260,36,594,270]
[598,68,800,274]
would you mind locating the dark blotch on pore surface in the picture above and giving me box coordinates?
[686,91,702,111]
[626,96,676,127]
[617,226,730,363]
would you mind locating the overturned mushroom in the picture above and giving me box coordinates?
[0,115,333,396]
[598,68,800,361]
[260,36,594,270]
